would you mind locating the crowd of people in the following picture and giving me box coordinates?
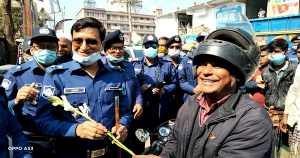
[1,16,300,158]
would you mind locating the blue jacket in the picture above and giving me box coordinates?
[131,56,177,118]
[177,51,197,102]
[35,60,131,150]
[2,60,45,133]
[0,86,33,158]
[286,49,298,63]
[101,57,143,109]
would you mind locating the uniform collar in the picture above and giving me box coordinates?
[29,60,45,72]
[188,50,195,59]
[164,55,182,65]
[68,59,109,73]
[141,56,163,66]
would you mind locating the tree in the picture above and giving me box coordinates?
[1,0,18,65]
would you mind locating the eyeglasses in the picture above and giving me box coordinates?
[72,38,99,48]
[32,45,57,51]
[145,44,158,49]
[169,45,181,49]
[110,46,124,51]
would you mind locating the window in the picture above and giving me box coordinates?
[100,13,104,17]
[107,15,110,20]
[84,11,88,17]
[140,18,143,20]
[90,12,94,17]
[140,34,144,36]
[134,17,137,21]
[134,25,137,29]
[113,15,117,19]
[140,26,144,29]
[114,24,118,26]
[146,26,149,29]
[120,16,124,20]
[146,18,149,21]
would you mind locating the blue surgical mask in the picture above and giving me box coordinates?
[268,53,286,66]
[144,48,158,59]
[292,46,297,50]
[106,54,124,63]
[72,52,101,66]
[34,49,57,65]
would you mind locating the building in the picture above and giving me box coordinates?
[76,0,158,45]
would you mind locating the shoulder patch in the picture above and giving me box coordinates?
[9,65,30,75]
[42,85,55,99]
[45,65,68,74]
[1,79,12,90]
[187,60,193,64]
[178,64,183,70]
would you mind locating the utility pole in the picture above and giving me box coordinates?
[127,0,142,44]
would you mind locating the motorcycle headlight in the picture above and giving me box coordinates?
[158,127,171,137]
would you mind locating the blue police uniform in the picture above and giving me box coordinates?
[2,60,45,133]
[163,55,184,119]
[35,60,131,157]
[131,56,176,129]
[286,49,298,63]
[101,57,143,110]
[178,50,197,102]
[0,86,33,158]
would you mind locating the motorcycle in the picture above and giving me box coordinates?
[135,119,175,155]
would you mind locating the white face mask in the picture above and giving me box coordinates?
[168,49,181,58]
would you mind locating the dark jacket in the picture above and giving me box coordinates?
[160,90,274,158]
[262,61,298,111]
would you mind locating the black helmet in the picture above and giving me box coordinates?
[192,13,260,86]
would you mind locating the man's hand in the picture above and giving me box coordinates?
[15,83,39,105]
[133,104,143,119]
[280,114,289,133]
[111,125,128,143]
[141,84,151,93]
[76,121,107,140]
[193,85,201,94]
[133,155,161,158]
[152,87,164,95]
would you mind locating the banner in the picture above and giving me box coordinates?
[24,0,32,36]
[270,0,299,17]
[215,3,245,29]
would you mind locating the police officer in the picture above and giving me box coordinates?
[21,38,33,63]
[0,86,34,158]
[131,34,176,130]
[102,29,143,158]
[102,29,143,119]
[56,33,73,64]
[163,35,184,119]
[35,17,131,158]
[286,35,300,63]
[178,32,207,102]
[1,27,59,157]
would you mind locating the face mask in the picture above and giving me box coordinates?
[268,52,286,66]
[157,53,165,58]
[72,52,101,66]
[158,47,167,53]
[34,49,57,65]
[56,53,73,64]
[144,48,158,59]
[292,46,297,50]
[107,54,124,63]
[168,49,181,58]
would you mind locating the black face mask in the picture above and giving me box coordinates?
[56,53,73,64]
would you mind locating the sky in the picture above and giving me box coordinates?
[45,0,197,34]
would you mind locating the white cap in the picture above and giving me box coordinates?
[56,33,72,41]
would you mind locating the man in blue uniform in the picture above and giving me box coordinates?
[178,32,207,102]
[102,30,143,118]
[131,35,176,130]
[1,27,59,157]
[0,86,34,158]
[286,35,300,63]
[163,35,184,119]
[102,29,143,158]
[35,17,131,158]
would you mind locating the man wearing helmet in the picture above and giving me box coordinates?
[133,27,273,158]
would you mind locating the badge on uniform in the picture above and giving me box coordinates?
[1,79,12,90]
[42,85,55,99]
[71,103,89,119]
[187,60,193,64]
[134,68,141,72]
[178,64,183,70]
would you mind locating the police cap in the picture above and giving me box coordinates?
[104,30,124,52]
[143,35,158,45]
[22,38,31,53]
[30,27,59,45]
[165,35,182,48]
[291,35,300,42]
